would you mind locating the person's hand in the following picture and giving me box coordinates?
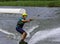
[27,19,33,22]
[29,19,33,21]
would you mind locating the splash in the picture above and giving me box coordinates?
[28,27,60,44]
[26,25,39,37]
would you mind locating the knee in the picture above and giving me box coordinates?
[24,32,27,35]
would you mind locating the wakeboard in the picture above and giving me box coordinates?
[19,40,28,44]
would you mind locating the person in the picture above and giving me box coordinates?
[16,12,32,42]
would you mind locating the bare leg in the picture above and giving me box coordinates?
[21,32,27,41]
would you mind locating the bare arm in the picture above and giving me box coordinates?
[22,19,33,23]
[22,20,30,23]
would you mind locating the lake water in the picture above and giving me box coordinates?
[0,6,60,44]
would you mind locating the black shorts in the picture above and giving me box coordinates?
[16,27,25,34]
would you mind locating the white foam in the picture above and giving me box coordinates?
[28,25,39,33]
[26,25,39,37]
[28,27,60,44]
[0,8,26,14]
[0,28,15,36]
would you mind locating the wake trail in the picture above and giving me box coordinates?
[0,29,16,39]
[28,27,60,44]
[0,29,15,35]
[26,25,39,37]
[0,25,39,40]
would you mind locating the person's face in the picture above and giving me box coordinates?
[23,16,27,19]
